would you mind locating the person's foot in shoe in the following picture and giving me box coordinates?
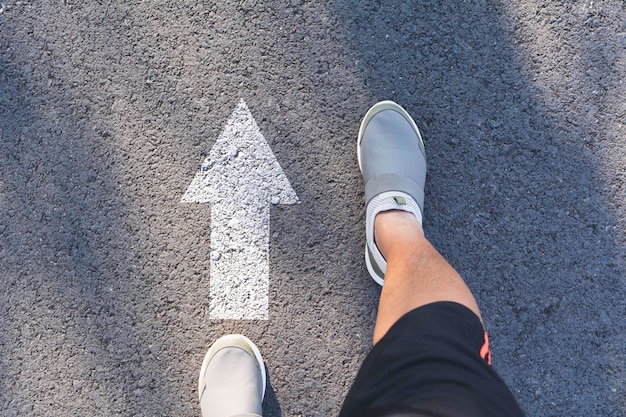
[198,334,266,417]
[357,100,427,286]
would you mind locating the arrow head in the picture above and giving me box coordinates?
[182,99,299,205]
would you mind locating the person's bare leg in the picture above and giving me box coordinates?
[372,210,482,344]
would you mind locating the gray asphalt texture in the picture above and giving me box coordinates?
[1,1,625,416]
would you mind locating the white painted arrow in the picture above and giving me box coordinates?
[181,99,299,320]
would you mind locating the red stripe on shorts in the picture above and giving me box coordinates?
[480,331,492,365]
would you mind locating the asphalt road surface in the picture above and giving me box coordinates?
[1,1,624,416]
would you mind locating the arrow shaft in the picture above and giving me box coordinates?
[209,202,271,320]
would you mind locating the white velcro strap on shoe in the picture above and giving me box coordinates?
[366,191,423,277]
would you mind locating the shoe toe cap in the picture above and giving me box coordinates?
[360,108,426,186]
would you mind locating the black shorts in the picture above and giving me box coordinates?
[338,302,525,417]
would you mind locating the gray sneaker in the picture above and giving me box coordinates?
[358,101,427,286]
[198,334,266,417]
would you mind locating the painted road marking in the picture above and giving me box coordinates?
[182,99,299,320]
